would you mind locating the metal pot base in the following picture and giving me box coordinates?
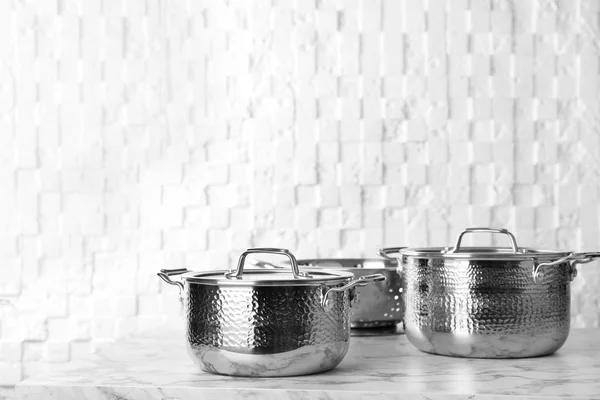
[405,327,569,359]
[186,341,349,377]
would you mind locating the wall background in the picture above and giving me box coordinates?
[1,0,600,395]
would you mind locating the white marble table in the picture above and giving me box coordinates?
[16,327,600,400]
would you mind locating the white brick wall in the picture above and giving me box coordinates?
[1,0,600,392]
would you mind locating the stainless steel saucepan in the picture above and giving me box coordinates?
[158,248,385,377]
[380,227,600,359]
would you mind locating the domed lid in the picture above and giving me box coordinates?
[183,248,354,286]
[383,228,572,261]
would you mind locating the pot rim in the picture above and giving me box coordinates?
[398,246,573,261]
[180,268,356,287]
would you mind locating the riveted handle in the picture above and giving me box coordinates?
[225,248,312,279]
[447,227,520,254]
[321,274,386,311]
[157,268,188,292]
[533,252,600,283]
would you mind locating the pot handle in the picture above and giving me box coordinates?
[157,268,188,292]
[378,247,405,259]
[225,248,312,279]
[321,274,386,311]
[447,227,520,253]
[533,252,600,283]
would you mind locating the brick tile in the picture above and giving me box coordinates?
[0,342,22,364]
[0,363,22,386]
[44,341,70,363]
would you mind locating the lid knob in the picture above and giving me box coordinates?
[446,227,521,254]
[225,248,313,280]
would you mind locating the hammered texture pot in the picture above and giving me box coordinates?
[381,227,600,359]
[181,279,354,376]
[403,255,571,358]
[184,282,351,354]
[158,248,385,377]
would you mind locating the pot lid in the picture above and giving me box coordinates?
[399,246,572,260]
[182,268,354,286]
[387,228,573,261]
[183,248,354,286]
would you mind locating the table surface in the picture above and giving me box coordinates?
[16,326,600,400]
